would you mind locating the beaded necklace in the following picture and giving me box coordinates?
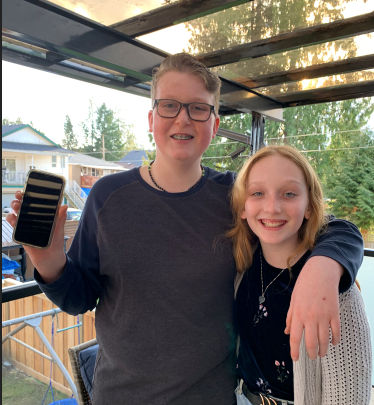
[147,161,205,192]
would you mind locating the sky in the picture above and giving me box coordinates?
[2,61,153,149]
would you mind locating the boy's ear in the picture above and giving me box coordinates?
[148,110,154,132]
[212,115,220,139]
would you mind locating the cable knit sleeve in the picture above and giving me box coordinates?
[293,284,372,405]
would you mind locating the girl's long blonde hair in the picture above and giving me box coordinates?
[228,145,328,272]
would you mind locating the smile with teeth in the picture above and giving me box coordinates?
[260,220,287,228]
[172,134,193,140]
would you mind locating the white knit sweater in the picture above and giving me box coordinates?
[234,275,373,405]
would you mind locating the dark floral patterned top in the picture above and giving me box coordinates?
[236,246,311,401]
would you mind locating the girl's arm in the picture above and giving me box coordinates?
[285,217,363,362]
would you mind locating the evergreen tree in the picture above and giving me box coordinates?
[80,102,140,161]
[62,115,79,150]
[185,0,373,179]
[326,129,374,228]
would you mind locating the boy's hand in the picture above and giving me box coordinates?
[285,256,342,360]
[6,190,68,283]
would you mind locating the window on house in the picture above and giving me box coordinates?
[61,156,65,169]
[52,156,57,167]
[2,158,16,182]
[2,158,16,171]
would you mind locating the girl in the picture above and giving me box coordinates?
[229,145,372,405]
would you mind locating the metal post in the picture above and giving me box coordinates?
[2,309,78,399]
[2,322,27,344]
[250,112,266,155]
[2,308,62,328]
[26,318,79,399]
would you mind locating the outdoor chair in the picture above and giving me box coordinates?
[68,338,97,405]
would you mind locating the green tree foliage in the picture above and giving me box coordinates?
[202,113,252,172]
[202,98,374,229]
[144,133,156,165]
[62,115,79,150]
[80,101,140,162]
[2,118,47,136]
[183,0,374,228]
[185,0,372,86]
[325,129,374,228]
[2,117,23,125]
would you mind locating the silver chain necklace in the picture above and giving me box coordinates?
[259,250,296,305]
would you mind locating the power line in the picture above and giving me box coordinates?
[266,128,374,141]
[238,145,374,158]
[80,149,146,155]
[98,145,374,163]
[300,145,374,153]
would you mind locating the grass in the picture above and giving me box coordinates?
[2,362,73,405]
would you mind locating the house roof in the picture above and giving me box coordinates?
[2,124,24,135]
[69,152,128,170]
[2,124,60,147]
[118,150,149,169]
[2,141,71,155]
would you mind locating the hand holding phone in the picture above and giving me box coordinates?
[6,170,69,283]
[13,170,66,249]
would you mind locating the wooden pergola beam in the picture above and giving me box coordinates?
[197,11,374,67]
[234,54,374,89]
[110,0,250,38]
[277,81,374,107]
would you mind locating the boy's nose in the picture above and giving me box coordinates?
[175,106,191,124]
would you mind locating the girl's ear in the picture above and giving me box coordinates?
[304,205,311,220]
[240,209,247,220]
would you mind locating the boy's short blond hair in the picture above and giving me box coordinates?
[151,53,221,114]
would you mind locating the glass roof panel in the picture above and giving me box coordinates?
[210,33,374,84]
[254,69,374,98]
[138,0,374,55]
[47,0,178,26]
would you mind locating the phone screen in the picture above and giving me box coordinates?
[13,170,65,249]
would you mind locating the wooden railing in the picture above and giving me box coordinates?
[2,278,96,397]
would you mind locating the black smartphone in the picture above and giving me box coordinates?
[13,169,66,249]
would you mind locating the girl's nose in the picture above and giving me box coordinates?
[264,195,281,213]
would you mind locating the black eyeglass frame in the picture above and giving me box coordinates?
[153,99,216,122]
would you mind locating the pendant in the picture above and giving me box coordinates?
[259,295,265,304]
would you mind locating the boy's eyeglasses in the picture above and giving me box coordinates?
[153,99,216,122]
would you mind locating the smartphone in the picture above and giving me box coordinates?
[13,169,66,249]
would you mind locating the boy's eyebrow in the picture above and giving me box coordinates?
[160,97,213,104]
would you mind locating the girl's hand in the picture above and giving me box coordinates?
[285,256,342,361]
[6,190,68,284]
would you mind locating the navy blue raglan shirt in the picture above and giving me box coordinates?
[35,167,363,405]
